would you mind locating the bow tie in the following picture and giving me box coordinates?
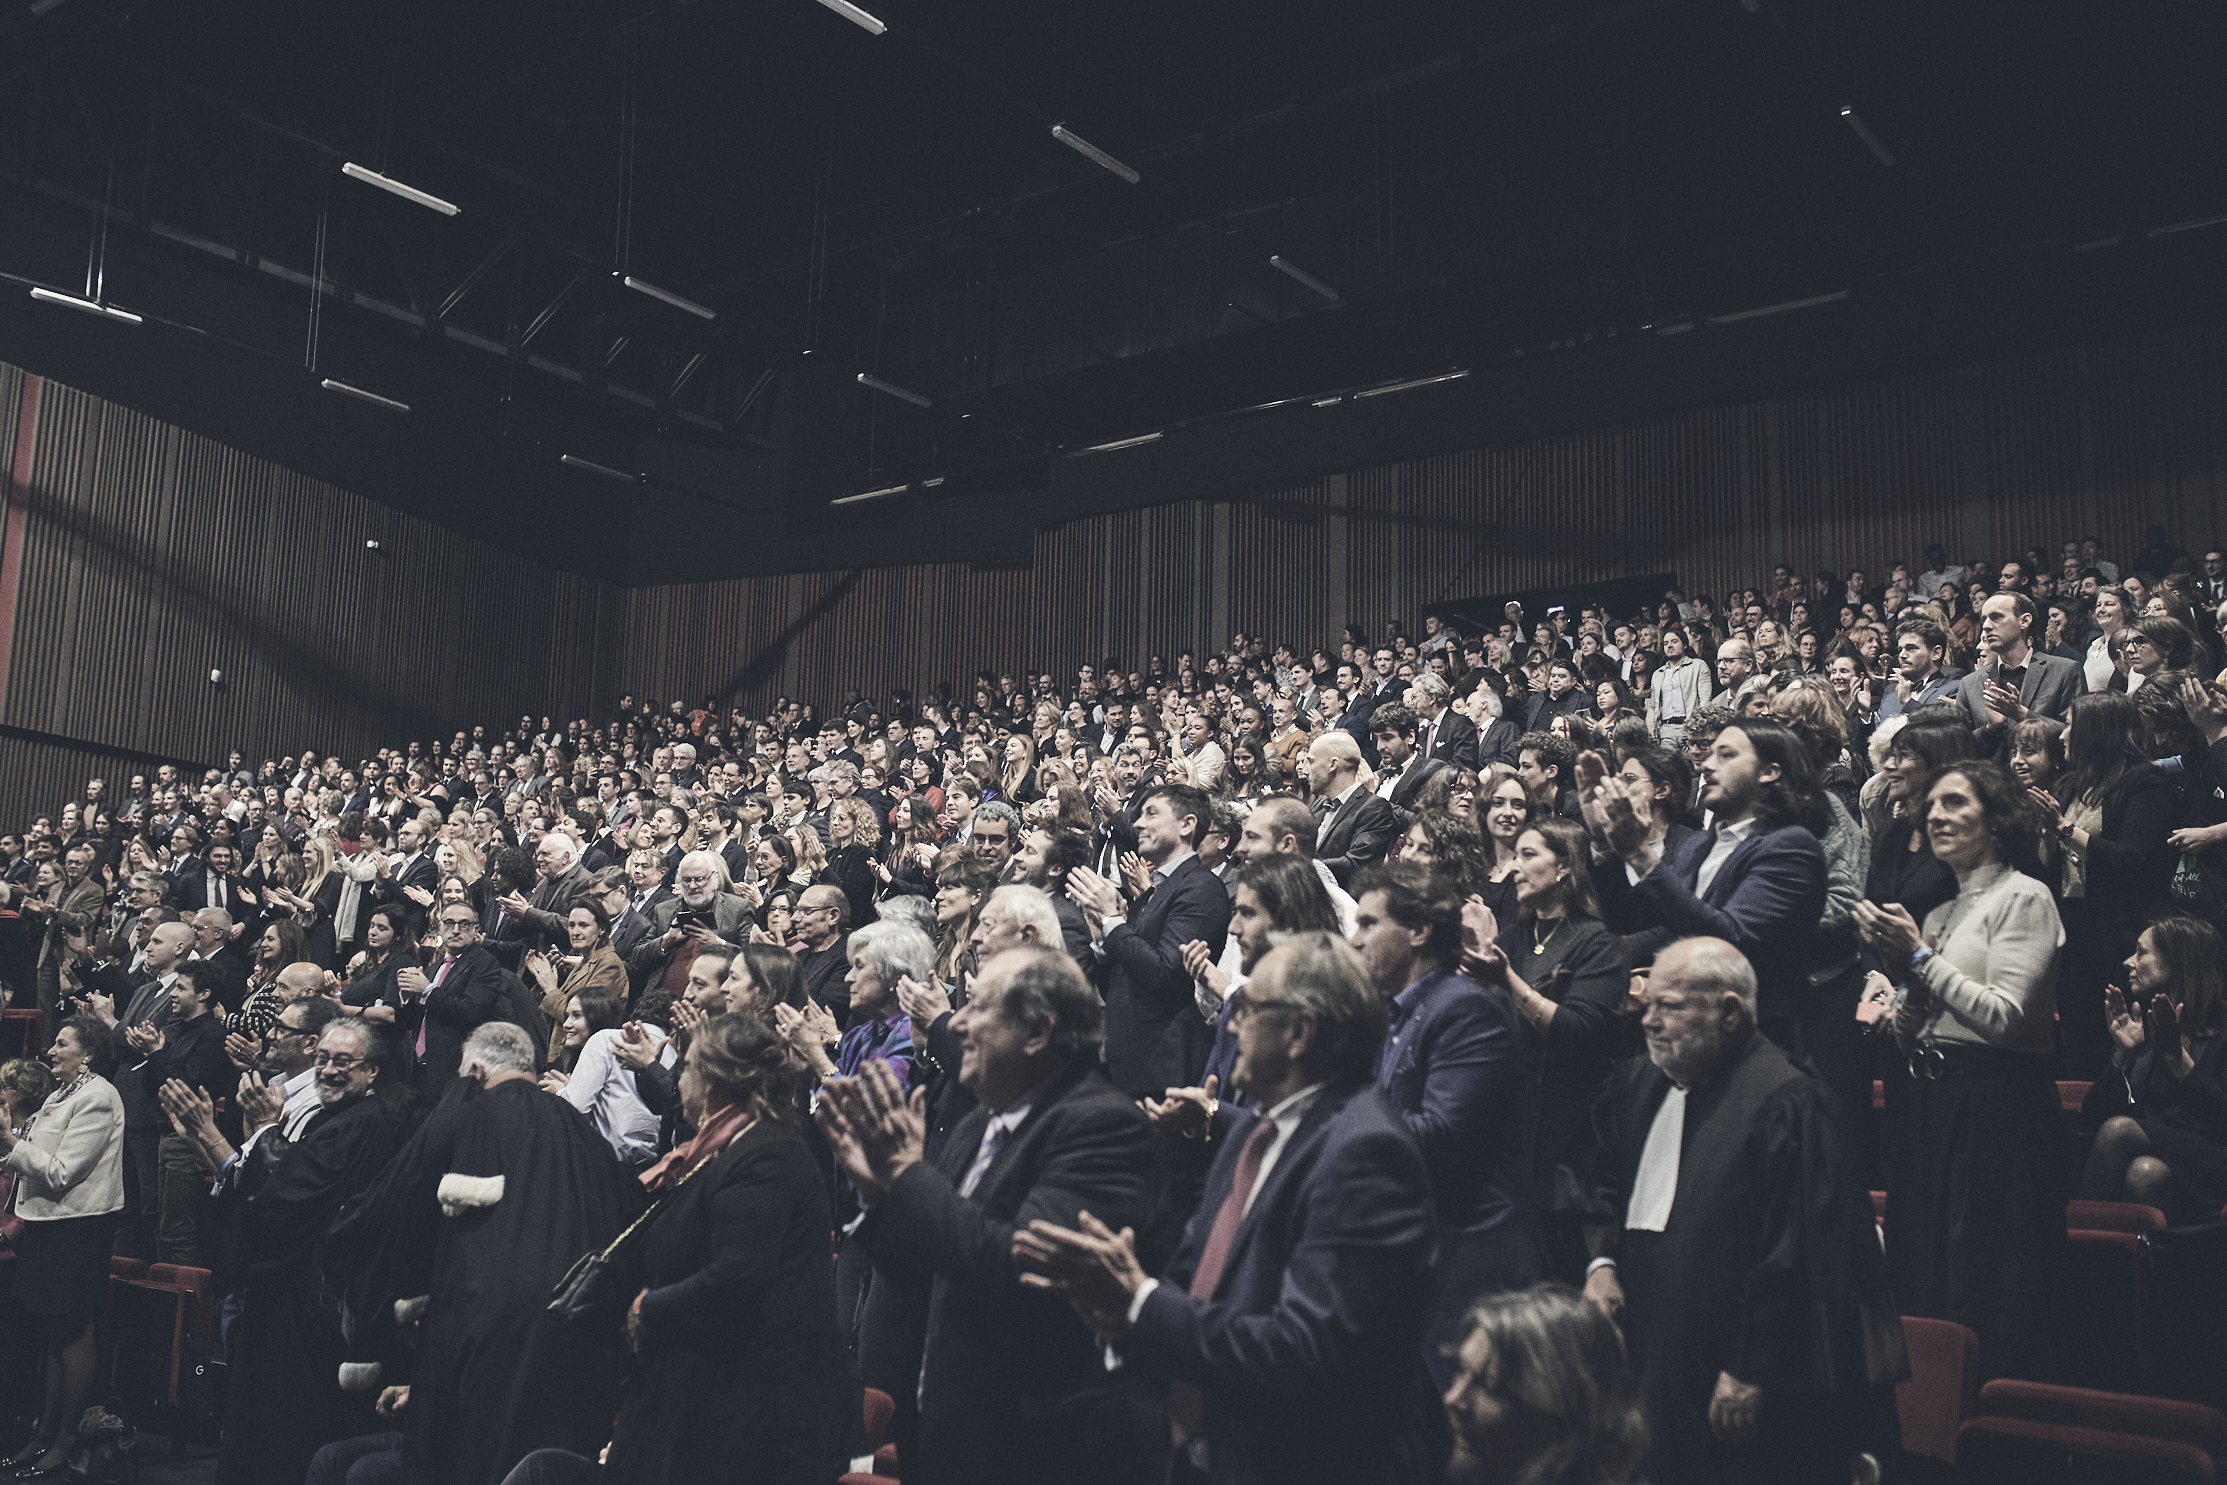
[1380,763,1406,779]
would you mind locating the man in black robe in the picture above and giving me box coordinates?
[1580,938,1907,1485]
[157,1015,421,1485]
[323,1021,637,1485]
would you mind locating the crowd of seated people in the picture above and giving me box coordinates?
[1,524,2225,1483]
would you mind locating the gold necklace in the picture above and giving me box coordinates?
[1531,916,1563,956]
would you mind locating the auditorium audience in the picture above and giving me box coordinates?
[10,529,2227,1481]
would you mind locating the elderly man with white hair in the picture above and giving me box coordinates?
[628,849,755,999]
[1580,938,1906,1485]
[493,829,596,957]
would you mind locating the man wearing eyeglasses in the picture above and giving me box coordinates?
[157,1016,419,1485]
[628,850,754,999]
[398,907,509,1093]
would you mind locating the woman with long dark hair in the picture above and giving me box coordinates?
[2054,691,2178,1074]
[2081,915,2227,1221]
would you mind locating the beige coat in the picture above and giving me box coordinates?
[4,1075,125,1221]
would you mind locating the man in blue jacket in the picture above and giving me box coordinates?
[1350,860,1539,1382]
[1581,719,1828,1053]
[1015,930,1444,1485]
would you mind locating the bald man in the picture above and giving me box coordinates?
[1305,732,1401,888]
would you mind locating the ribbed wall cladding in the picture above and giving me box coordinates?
[5,327,2227,819]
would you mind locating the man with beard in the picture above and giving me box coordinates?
[1579,938,1906,1485]
[1008,827,1094,968]
[626,850,754,997]
[155,1017,421,1485]
[322,1022,635,1485]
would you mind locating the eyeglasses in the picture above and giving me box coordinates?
[440,919,479,931]
[271,1024,318,1042]
[311,1052,366,1070]
[1229,993,1297,1024]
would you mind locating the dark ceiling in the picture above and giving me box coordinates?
[2,0,2224,581]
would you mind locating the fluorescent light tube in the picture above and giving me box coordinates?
[1074,432,1162,454]
[833,483,910,506]
[857,373,932,408]
[29,288,141,324]
[341,163,461,216]
[1052,125,1141,185]
[810,0,886,33]
[1270,256,1342,303]
[1354,370,1469,399]
[321,379,410,413]
[2149,213,2227,238]
[561,455,638,483]
[622,277,717,319]
[1705,290,1849,326]
[1838,109,1895,168]
[29,0,67,15]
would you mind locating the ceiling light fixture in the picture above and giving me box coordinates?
[561,455,638,483]
[1312,395,1346,408]
[1074,432,1162,454]
[810,0,886,33]
[856,372,932,408]
[28,0,67,15]
[1353,369,1469,399]
[1837,109,1895,167]
[621,276,717,319]
[29,287,141,325]
[320,378,410,413]
[1270,256,1342,303]
[2149,212,2227,238]
[340,163,460,216]
[1705,289,1849,326]
[832,483,910,506]
[1650,319,1697,336]
[1051,125,1141,185]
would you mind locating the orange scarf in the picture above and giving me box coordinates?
[638,1100,753,1193]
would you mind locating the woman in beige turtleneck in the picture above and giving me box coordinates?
[1854,758,2066,1381]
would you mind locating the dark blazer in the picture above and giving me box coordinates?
[1475,716,1522,769]
[1524,688,1590,731]
[1375,968,1540,1365]
[2080,764,2180,937]
[1126,1079,1445,1485]
[1595,820,1825,1034]
[415,943,509,1091]
[1957,651,2085,734]
[1382,757,1449,824]
[1102,856,1231,1096]
[508,863,595,952]
[1417,708,1480,772]
[166,860,252,916]
[374,850,441,938]
[855,1062,1152,1485]
[1315,789,1402,889]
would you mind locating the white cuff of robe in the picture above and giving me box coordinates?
[1585,1257,1617,1275]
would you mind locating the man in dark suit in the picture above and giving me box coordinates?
[396,905,508,1091]
[1066,783,1231,1096]
[1524,659,1593,732]
[1305,731,1401,889]
[1956,591,2085,753]
[1091,743,1159,879]
[1339,646,1405,764]
[1351,862,1539,1382]
[492,832,597,958]
[167,842,253,917]
[1875,616,1966,719]
[819,948,1155,1485]
[1014,931,1444,1485]
[1582,720,1828,1052]
[1366,705,1448,825]
[80,918,193,1256]
[1408,673,1480,771]
[373,816,440,939]
[1011,827,1097,972]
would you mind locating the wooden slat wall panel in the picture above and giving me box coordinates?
[0,366,615,823]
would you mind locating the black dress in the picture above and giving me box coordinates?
[2082,1032,2227,1220]
[1500,914,1629,1278]
[603,1118,848,1485]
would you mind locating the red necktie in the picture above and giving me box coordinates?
[1168,1117,1278,1446]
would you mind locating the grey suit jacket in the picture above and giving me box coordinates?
[1956,651,2084,737]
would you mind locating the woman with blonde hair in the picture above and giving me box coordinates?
[819,797,883,930]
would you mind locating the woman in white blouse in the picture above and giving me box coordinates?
[539,985,668,1169]
[1,1017,125,1475]
[1854,760,2067,1380]
[2085,585,2134,692]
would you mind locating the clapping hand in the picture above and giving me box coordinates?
[224,1032,264,1072]
[1852,901,1928,980]
[895,974,951,1027]
[1180,939,1229,1002]
[126,1021,165,1055]
[613,1021,668,1071]
[1461,900,1507,982]
[1982,680,2026,727]
[236,1074,285,1133]
[1118,852,1150,899]
[1011,1210,1149,1340]
[2105,986,2146,1065]
[402,885,434,908]
[496,890,532,920]
[2181,676,2227,745]
[671,998,711,1040]
[814,1059,926,1197]
[1142,1074,1218,1140]
[156,1079,220,1146]
[538,1069,570,1094]
[2146,993,2194,1078]
[1065,865,1122,921]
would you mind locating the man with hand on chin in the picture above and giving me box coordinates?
[1014,932,1440,1485]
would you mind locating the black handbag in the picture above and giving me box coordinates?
[547,1140,724,1326]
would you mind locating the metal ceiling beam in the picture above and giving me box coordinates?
[436,233,517,320]
[519,265,592,346]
